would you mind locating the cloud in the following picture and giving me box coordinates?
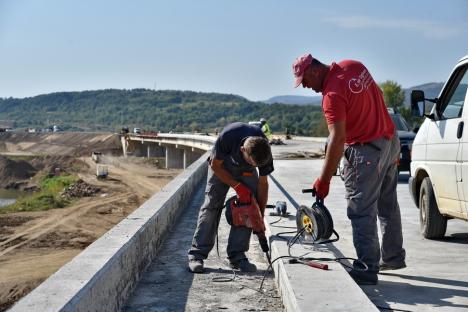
[323,16,462,39]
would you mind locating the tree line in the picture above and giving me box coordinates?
[0,82,423,136]
[0,89,327,136]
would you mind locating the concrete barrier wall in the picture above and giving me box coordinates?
[9,152,210,312]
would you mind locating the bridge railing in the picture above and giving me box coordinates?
[126,133,216,151]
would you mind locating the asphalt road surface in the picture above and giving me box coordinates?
[271,159,468,312]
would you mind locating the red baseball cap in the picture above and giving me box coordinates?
[292,53,313,88]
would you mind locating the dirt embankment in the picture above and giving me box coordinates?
[0,132,122,156]
[0,132,181,311]
[0,156,37,188]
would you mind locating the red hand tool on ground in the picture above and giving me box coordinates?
[288,258,329,270]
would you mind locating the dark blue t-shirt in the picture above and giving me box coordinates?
[213,122,274,176]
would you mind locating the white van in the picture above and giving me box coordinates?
[409,55,468,239]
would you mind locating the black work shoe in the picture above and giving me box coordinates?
[380,261,406,271]
[229,258,257,272]
[349,269,378,285]
[188,259,204,273]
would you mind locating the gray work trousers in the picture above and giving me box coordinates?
[188,161,258,262]
[343,133,406,273]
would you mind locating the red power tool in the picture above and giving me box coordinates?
[225,195,270,257]
[231,196,265,233]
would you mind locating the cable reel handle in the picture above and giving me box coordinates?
[302,188,324,205]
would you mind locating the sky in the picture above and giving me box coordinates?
[0,0,467,101]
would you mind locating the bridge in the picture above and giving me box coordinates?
[9,134,468,311]
[120,133,215,168]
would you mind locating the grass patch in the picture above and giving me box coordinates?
[4,155,38,162]
[1,174,79,214]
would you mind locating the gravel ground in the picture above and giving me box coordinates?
[123,182,284,312]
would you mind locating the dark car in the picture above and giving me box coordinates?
[388,109,416,173]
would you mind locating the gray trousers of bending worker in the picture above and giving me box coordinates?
[343,133,406,274]
[188,160,258,263]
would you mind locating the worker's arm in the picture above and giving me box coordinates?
[256,175,269,216]
[210,158,239,188]
[320,121,346,183]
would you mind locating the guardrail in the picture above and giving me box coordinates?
[126,133,216,151]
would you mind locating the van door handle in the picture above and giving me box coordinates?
[457,121,464,139]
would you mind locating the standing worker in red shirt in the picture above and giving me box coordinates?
[292,54,406,285]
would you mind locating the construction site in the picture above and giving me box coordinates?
[0,132,182,311]
[2,132,468,312]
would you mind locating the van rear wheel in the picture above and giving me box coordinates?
[419,177,447,239]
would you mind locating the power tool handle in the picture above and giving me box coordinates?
[307,261,328,270]
[258,236,269,253]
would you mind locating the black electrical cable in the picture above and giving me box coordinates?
[271,224,297,229]
[275,230,298,241]
[375,307,413,312]
[214,198,368,294]
[259,225,369,291]
[212,208,237,283]
[269,217,297,229]
[259,255,296,290]
[289,227,367,270]
[210,248,280,299]
[211,266,237,283]
[269,216,283,225]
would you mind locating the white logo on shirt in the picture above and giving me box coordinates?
[349,78,363,94]
[348,68,372,94]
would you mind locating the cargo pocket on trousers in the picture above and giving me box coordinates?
[343,147,356,199]
[354,147,381,198]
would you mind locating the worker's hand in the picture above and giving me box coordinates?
[312,178,330,200]
[233,183,251,203]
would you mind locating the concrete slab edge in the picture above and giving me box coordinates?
[267,232,301,312]
[9,151,211,312]
[265,220,378,312]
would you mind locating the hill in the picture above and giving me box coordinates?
[0,89,327,136]
[263,95,322,105]
[264,82,445,107]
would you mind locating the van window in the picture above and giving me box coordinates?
[440,66,468,119]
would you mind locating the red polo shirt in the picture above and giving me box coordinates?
[322,60,395,144]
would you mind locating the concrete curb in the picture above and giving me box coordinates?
[265,172,378,312]
[9,152,210,312]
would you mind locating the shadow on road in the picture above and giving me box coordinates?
[122,185,206,311]
[366,274,468,311]
[269,174,301,210]
[431,232,468,245]
[398,172,410,184]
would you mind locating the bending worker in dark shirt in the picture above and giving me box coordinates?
[292,53,406,285]
[188,122,274,273]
